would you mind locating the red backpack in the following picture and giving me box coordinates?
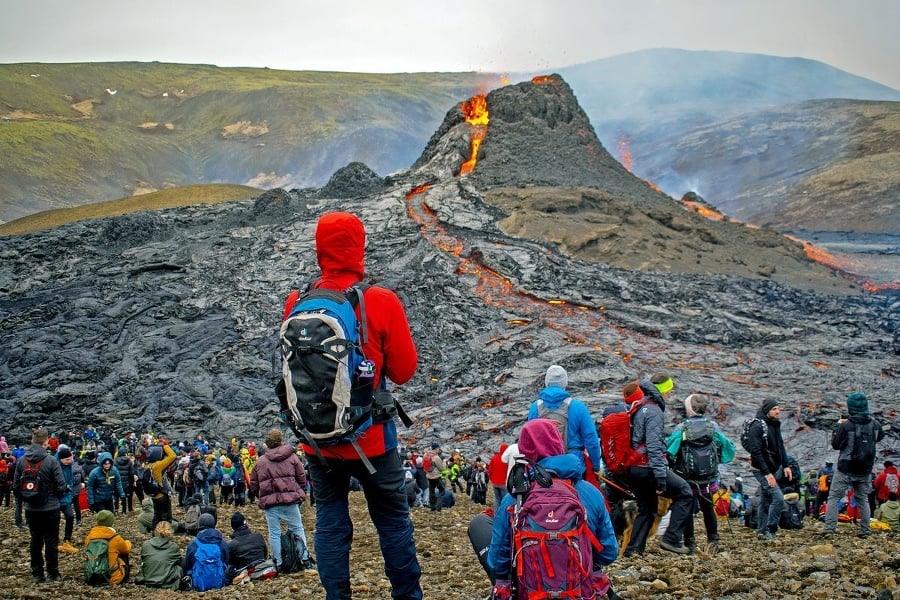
[600,402,648,476]
[511,469,608,599]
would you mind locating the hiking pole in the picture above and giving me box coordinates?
[599,473,635,499]
[695,482,735,538]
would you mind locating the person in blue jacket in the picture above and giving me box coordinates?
[483,419,618,598]
[86,451,125,513]
[526,365,602,480]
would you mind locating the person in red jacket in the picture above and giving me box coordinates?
[873,461,899,505]
[283,211,420,600]
[486,443,510,512]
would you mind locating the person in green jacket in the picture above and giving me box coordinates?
[666,394,736,553]
[135,520,183,590]
[136,496,155,535]
[874,492,900,530]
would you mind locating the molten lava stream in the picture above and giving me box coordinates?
[404,185,679,360]
[403,185,785,388]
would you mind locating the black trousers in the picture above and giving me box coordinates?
[26,508,61,578]
[624,467,693,555]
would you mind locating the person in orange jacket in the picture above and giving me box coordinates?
[84,510,133,584]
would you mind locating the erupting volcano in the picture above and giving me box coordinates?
[0,74,896,493]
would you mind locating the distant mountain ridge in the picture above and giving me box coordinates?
[1,49,898,237]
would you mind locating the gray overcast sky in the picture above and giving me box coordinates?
[2,0,898,89]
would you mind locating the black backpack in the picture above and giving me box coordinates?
[739,417,767,453]
[19,457,47,506]
[141,467,162,496]
[780,499,804,530]
[675,418,719,483]
[845,421,877,473]
[279,532,305,574]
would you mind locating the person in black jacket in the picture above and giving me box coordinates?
[227,511,269,583]
[745,399,793,540]
[12,428,68,583]
[115,452,136,514]
[622,375,694,556]
[821,392,885,537]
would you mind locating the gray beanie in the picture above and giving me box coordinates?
[545,365,568,389]
[198,513,216,530]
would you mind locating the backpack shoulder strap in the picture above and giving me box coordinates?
[345,283,369,345]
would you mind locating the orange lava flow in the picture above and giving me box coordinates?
[617,139,633,172]
[458,95,489,176]
[531,75,553,84]
[682,200,725,222]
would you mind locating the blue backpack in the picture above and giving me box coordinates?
[278,286,375,461]
[191,540,226,591]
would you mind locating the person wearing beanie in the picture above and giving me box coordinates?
[822,392,885,537]
[425,441,447,512]
[619,378,695,557]
[249,428,314,571]
[745,399,793,541]
[13,428,67,583]
[55,445,80,555]
[134,521,183,590]
[182,510,229,590]
[226,510,269,584]
[527,365,602,484]
[281,212,421,600]
[475,419,618,598]
[665,394,736,553]
[84,509,133,584]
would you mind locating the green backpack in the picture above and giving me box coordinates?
[84,536,119,585]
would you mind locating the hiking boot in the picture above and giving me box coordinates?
[684,537,696,553]
[301,558,317,571]
[232,569,250,585]
[46,574,61,582]
[32,575,44,584]
[659,540,691,554]
[58,540,78,554]
[858,530,872,538]
[757,531,776,541]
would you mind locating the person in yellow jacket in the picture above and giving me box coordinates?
[147,442,177,528]
[84,510,133,584]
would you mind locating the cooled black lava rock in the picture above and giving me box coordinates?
[317,161,386,198]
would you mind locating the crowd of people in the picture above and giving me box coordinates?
[1,426,316,590]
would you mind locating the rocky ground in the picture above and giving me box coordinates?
[1,493,898,599]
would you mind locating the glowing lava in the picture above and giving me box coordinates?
[458,95,489,176]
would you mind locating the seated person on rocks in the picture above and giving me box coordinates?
[228,511,272,583]
[404,471,421,508]
[874,492,900,530]
[84,509,133,585]
[183,513,230,591]
[136,496,155,535]
[134,520,183,590]
[470,419,619,599]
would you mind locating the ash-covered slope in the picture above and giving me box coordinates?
[0,77,897,474]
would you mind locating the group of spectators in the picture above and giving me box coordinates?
[2,425,316,590]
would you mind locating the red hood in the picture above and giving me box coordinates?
[315,212,365,283]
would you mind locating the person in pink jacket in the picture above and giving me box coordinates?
[250,428,312,571]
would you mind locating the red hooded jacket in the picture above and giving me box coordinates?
[283,212,417,460]
[873,464,899,502]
